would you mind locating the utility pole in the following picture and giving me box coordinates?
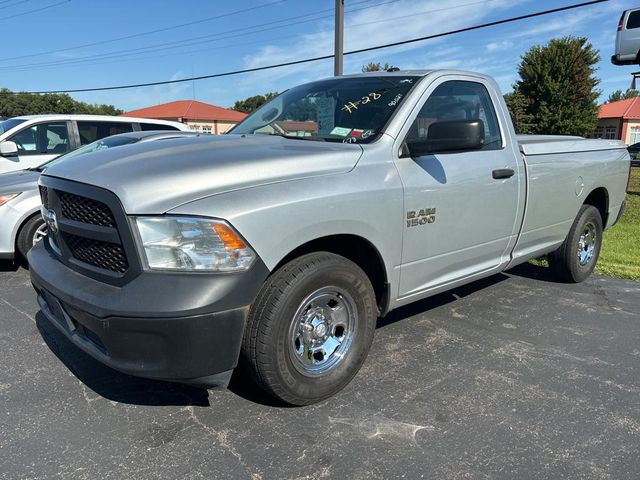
[631,71,640,90]
[334,0,344,76]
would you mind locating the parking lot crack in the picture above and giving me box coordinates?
[182,406,262,479]
[0,298,36,324]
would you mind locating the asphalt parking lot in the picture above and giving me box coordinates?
[1,261,639,480]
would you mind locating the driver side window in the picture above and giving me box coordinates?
[406,80,502,150]
[10,126,38,154]
[10,122,70,155]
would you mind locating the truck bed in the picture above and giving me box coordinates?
[517,135,627,156]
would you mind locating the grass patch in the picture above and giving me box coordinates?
[529,167,639,281]
[595,168,639,281]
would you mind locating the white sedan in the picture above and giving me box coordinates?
[0,130,199,263]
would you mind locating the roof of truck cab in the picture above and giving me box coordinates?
[325,69,499,82]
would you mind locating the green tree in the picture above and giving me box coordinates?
[0,88,123,118]
[504,91,535,134]
[605,88,640,103]
[361,62,397,72]
[510,36,600,137]
[231,92,279,114]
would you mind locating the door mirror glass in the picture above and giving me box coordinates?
[0,141,18,156]
[405,119,485,156]
[403,80,502,157]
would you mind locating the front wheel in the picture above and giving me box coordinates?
[241,252,377,405]
[16,215,47,261]
[549,205,603,283]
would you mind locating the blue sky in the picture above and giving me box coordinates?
[1,0,638,111]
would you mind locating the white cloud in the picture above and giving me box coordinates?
[70,0,639,109]
[486,40,514,52]
[237,0,529,91]
[73,70,192,111]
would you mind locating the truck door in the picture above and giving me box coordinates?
[394,78,523,298]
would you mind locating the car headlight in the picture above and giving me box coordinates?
[0,193,20,206]
[134,216,256,272]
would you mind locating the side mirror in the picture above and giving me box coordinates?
[404,119,485,157]
[0,141,18,157]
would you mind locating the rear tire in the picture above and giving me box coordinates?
[241,252,377,406]
[549,205,603,283]
[16,215,47,262]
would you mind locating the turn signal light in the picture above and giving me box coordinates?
[212,222,247,250]
[0,193,20,206]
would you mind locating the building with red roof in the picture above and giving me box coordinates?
[596,96,640,144]
[122,100,247,134]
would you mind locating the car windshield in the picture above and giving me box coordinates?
[0,118,27,135]
[39,135,140,170]
[230,76,419,143]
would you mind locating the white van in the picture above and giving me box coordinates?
[612,8,640,65]
[0,115,189,174]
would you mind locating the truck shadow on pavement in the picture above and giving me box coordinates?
[505,261,565,283]
[33,262,557,408]
[0,259,19,272]
[36,312,212,407]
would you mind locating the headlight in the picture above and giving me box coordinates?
[0,193,20,206]
[134,216,255,272]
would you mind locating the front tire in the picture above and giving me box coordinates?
[16,215,47,261]
[549,205,603,283]
[241,252,377,405]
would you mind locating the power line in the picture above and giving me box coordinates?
[0,0,286,63]
[0,0,381,64]
[21,0,608,94]
[0,0,32,8]
[0,0,69,21]
[0,0,403,70]
[0,0,496,72]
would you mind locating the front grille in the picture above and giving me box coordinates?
[59,191,116,228]
[62,232,128,273]
[43,182,133,280]
[39,186,49,208]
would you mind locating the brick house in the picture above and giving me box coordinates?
[595,97,640,144]
[122,100,247,134]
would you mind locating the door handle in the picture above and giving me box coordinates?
[492,168,515,179]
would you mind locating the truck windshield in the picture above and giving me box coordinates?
[0,118,27,135]
[230,76,419,143]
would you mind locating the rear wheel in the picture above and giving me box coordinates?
[549,205,603,283]
[16,215,47,261]
[241,252,377,405]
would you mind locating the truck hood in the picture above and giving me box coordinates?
[42,134,363,213]
[0,169,39,194]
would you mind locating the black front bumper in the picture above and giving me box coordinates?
[29,241,269,387]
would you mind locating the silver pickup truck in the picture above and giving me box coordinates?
[29,70,630,405]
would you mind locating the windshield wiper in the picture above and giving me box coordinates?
[256,132,326,142]
[281,135,326,142]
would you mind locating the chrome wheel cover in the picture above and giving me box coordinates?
[577,221,597,267]
[288,286,356,376]
[32,223,48,246]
